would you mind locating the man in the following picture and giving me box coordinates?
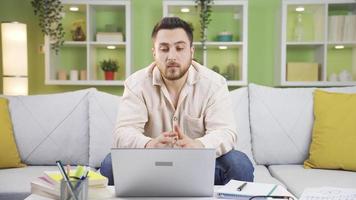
[100,17,254,185]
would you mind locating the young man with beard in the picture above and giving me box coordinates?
[100,17,254,185]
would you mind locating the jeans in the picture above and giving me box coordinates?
[100,150,254,185]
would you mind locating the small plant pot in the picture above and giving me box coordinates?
[104,71,115,80]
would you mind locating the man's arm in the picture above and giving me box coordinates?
[196,81,237,157]
[113,81,179,148]
[113,83,151,148]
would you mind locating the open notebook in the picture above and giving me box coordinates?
[217,180,278,199]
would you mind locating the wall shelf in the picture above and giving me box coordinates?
[276,0,356,86]
[45,0,131,85]
[163,0,248,86]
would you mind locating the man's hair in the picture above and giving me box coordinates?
[151,17,193,46]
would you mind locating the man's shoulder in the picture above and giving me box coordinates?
[195,63,227,88]
[124,66,152,92]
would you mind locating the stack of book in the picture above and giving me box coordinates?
[31,167,108,199]
[96,32,123,42]
[328,15,356,42]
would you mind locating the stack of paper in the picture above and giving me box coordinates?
[44,170,108,188]
[217,180,278,199]
[30,176,59,199]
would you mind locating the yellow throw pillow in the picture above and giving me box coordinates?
[0,97,25,168]
[304,90,356,171]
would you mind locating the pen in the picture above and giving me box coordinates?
[56,161,79,200]
[249,195,294,199]
[237,182,247,191]
[66,165,71,176]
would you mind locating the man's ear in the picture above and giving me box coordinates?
[191,46,195,59]
[151,47,155,57]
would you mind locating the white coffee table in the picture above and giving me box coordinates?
[25,185,296,200]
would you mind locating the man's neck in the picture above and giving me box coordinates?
[162,71,188,108]
[163,72,188,94]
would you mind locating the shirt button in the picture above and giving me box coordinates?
[173,116,178,121]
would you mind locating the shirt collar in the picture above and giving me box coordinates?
[151,64,199,86]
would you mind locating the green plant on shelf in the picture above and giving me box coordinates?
[100,59,119,72]
[31,0,65,54]
[195,0,214,50]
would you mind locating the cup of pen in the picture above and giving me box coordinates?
[60,177,88,200]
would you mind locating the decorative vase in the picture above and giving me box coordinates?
[104,71,115,80]
[339,70,352,82]
[57,70,67,80]
[294,13,304,41]
[80,70,87,80]
[70,70,78,81]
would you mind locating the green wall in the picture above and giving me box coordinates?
[0,0,281,95]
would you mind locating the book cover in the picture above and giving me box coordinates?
[217,180,277,199]
[44,170,108,188]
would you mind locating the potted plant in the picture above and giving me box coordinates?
[31,0,65,54]
[195,0,214,51]
[100,59,118,80]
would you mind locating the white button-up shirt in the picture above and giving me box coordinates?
[113,62,237,157]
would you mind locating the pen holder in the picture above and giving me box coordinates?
[60,178,88,200]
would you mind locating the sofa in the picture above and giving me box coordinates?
[0,84,355,200]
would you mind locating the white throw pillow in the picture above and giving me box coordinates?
[88,90,121,168]
[249,84,356,165]
[4,89,94,165]
[230,87,255,164]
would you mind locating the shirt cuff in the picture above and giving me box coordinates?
[136,135,152,148]
[196,137,214,149]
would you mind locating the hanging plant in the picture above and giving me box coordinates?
[195,0,214,50]
[31,0,65,54]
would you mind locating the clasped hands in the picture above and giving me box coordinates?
[145,125,204,148]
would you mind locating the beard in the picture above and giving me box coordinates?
[162,61,190,81]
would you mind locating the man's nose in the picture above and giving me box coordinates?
[167,49,177,61]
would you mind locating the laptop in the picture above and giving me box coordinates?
[111,148,215,197]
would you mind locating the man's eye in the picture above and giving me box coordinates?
[176,47,184,51]
[160,48,169,52]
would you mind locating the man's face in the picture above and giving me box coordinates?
[152,28,194,81]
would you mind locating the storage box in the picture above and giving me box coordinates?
[287,62,319,81]
[96,32,123,42]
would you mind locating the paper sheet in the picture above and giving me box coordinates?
[300,187,356,200]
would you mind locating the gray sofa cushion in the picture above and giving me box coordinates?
[0,166,59,200]
[268,165,356,198]
[253,165,285,187]
[4,89,93,165]
[230,87,255,164]
[249,84,315,165]
[249,84,356,165]
[88,90,121,168]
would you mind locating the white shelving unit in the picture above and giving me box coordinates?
[45,0,131,85]
[276,0,356,86]
[163,0,248,86]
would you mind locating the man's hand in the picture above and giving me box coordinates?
[174,125,204,148]
[145,131,177,148]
